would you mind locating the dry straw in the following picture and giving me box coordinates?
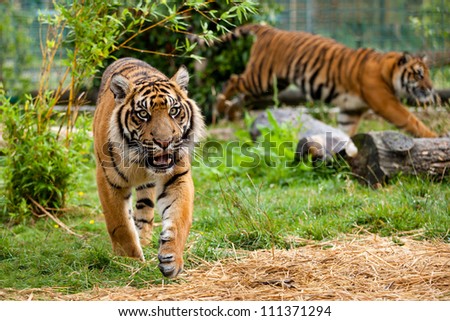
[2,234,449,301]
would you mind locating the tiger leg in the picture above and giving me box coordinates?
[96,167,144,260]
[365,94,438,138]
[381,105,437,137]
[337,109,366,136]
[217,74,252,120]
[134,183,156,246]
[156,168,194,278]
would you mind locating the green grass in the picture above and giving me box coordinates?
[1,165,448,294]
[191,172,449,254]
[1,111,449,295]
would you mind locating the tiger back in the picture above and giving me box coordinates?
[209,24,437,138]
[93,57,205,278]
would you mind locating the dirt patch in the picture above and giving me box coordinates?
[2,234,449,301]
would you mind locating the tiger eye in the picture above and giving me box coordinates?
[137,110,149,120]
[415,69,424,80]
[169,106,179,117]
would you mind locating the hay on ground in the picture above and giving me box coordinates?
[2,234,449,301]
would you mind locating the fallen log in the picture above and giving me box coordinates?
[349,131,450,187]
[250,107,357,160]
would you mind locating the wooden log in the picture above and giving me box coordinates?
[349,131,450,187]
[250,107,358,160]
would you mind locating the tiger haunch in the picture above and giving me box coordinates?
[208,24,438,138]
[93,58,205,278]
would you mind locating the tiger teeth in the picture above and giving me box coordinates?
[153,154,173,166]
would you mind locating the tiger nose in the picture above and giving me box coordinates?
[153,138,171,150]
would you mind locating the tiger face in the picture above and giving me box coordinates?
[109,66,198,174]
[394,54,434,103]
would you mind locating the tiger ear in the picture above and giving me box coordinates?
[110,74,130,100]
[398,52,412,66]
[420,54,428,64]
[172,65,189,92]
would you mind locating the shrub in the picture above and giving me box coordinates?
[1,0,257,222]
[0,89,90,222]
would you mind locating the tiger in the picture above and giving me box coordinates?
[202,23,438,138]
[93,57,205,278]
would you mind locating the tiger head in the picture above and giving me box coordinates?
[393,53,434,103]
[109,66,204,173]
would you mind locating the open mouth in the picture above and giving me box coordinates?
[146,153,175,170]
[416,92,434,103]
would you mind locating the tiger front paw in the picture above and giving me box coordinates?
[112,242,144,261]
[158,252,184,278]
[157,231,184,278]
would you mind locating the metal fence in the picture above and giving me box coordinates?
[274,0,449,52]
[1,0,449,98]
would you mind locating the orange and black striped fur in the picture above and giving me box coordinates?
[211,24,437,138]
[93,58,205,278]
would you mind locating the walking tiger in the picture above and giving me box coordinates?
[202,24,437,138]
[93,58,205,278]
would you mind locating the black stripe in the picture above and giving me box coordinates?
[164,169,189,189]
[324,84,337,104]
[157,169,189,200]
[307,47,327,100]
[349,49,369,82]
[114,65,137,75]
[130,70,151,79]
[100,163,126,190]
[162,201,175,216]
[142,89,153,96]
[249,63,260,96]
[136,198,155,209]
[129,112,141,128]
[117,104,132,145]
[108,141,129,183]
[309,45,327,100]
[105,175,125,190]
[356,50,373,83]
[338,121,356,126]
[339,49,354,83]
[136,182,156,191]
[157,192,167,201]
[183,101,193,139]
[325,47,338,88]
[117,104,125,137]
[340,109,365,116]
[312,83,324,100]
[157,87,171,95]
[111,225,125,237]
[400,69,408,86]
[335,47,349,85]
[134,217,153,225]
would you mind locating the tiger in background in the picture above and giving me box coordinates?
[201,23,438,138]
[93,58,205,278]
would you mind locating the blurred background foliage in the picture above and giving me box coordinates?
[97,0,282,122]
[1,0,448,122]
